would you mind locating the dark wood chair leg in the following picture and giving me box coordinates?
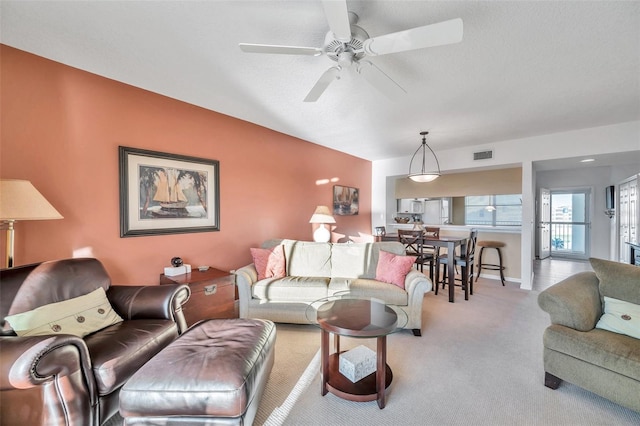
[412,329,421,337]
[462,265,469,300]
[497,247,506,285]
[442,265,448,290]
[476,247,484,282]
[544,372,562,389]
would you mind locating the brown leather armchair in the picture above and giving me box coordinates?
[0,258,190,425]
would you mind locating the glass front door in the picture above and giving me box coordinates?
[549,189,590,259]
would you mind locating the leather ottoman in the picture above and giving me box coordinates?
[119,318,276,425]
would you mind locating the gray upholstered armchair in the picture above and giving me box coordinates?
[0,258,190,425]
[537,258,640,412]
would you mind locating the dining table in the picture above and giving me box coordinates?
[378,233,469,303]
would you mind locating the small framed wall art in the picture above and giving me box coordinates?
[119,146,220,237]
[333,185,359,216]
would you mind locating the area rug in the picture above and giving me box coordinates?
[254,279,640,425]
[253,323,322,425]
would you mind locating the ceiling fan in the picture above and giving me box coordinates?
[239,0,463,102]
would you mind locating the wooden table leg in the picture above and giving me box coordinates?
[448,242,455,303]
[376,335,387,409]
[321,329,329,396]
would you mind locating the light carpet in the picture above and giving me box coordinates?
[253,279,640,426]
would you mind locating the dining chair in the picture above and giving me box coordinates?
[398,229,425,272]
[435,229,478,300]
[419,227,440,280]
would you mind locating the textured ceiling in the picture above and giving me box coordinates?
[1,1,639,162]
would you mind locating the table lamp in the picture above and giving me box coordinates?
[0,179,63,268]
[309,205,336,242]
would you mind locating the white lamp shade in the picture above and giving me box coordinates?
[0,179,63,220]
[309,205,336,224]
[408,173,440,183]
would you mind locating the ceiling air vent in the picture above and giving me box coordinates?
[473,150,493,160]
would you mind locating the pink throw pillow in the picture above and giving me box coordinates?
[250,245,286,280]
[375,250,416,290]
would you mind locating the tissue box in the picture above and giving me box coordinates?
[163,264,191,276]
[339,345,377,383]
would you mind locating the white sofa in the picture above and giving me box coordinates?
[235,239,432,336]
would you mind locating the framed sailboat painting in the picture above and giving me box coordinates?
[119,146,220,237]
[333,185,359,216]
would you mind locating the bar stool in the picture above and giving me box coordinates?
[476,240,506,285]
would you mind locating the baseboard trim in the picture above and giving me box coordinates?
[476,272,521,284]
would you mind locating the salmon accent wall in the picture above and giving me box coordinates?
[0,45,372,284]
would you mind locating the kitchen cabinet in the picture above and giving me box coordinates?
[396,198,450,224]
[397,198,424,214]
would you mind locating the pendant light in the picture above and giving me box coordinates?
[408,131,441,183]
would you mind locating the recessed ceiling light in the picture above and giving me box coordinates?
[580,158,596,163]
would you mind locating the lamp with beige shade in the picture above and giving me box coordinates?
[309,205,336,242]
[0,179,63,268]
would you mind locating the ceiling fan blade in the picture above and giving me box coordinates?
[304,67,341,102]
[322,0,351,42]
[357,60,406,99]
[363,18,463,56]
[239,43,323,56]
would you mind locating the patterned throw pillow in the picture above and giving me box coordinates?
[375,250,416,290]
[250,245,286,280]
[596,296,640,339]
[5,287,123,337]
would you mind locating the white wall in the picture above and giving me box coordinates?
[371,120,640,289]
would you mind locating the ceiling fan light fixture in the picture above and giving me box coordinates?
[408,131,441,183]
[238,2,463,103]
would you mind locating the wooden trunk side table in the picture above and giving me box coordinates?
[160,268,236,327]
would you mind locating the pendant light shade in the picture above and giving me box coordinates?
[408,131,441,183]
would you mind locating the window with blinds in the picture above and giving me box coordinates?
[464,194,522,226]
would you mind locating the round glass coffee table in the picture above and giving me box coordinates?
[305,295,408,409]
